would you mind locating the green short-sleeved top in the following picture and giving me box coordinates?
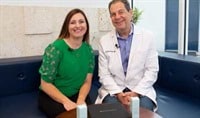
[39,39,94,97]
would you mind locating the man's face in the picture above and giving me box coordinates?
[109,2,132,33]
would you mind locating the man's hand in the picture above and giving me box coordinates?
[124,92,139,103]
[116,92,129,105]
[118,92,139,112]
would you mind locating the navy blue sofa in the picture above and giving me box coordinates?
[0,56,46,118]
[0,51,200,118]
[154,52,200,118]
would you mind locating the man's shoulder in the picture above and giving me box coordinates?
[100,30,115,41]
[134,25,154,36]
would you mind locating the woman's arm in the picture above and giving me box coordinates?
[40,79,77,111]
[76,73,93,105]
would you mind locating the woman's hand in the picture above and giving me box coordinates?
[76,99,86,105]
[63,101,77,111]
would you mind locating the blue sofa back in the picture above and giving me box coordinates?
[156,52,200,99]
[0,56,46,118]
[0,56,42,97]
[155,52,200,118]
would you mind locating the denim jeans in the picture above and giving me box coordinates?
[102,90,155,111]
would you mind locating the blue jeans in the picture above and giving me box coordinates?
[102,94,155,111]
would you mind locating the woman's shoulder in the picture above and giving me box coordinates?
[82,42,94,54]
[83,42,93,49]
[51,39,67,50]
[52,39,65,46]
[44,39,65,52]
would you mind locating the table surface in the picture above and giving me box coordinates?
[56,107,162,118]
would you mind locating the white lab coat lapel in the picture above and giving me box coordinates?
[110,31,126,79]
[126,26,142,77]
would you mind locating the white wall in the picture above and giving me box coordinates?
[0,6,113,58]
[0,0,166,58]
[134,0,165,51]
[0,0,132,8]
[0,0,119,58]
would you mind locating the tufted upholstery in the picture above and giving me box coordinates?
[156,52,200,99]
[155,52,200,118]
[0,51,200,118]
[0,56,42,97]
[0,56,46,118]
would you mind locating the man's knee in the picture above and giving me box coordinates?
[139,96,155,111]
[102,94,119,103]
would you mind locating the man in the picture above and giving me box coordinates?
[96,0,159,111]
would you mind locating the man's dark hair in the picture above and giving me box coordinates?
[108,0,131,12]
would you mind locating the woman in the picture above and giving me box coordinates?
[38,8,94,118]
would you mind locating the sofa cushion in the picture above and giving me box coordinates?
[0,91,46,118]
[88,50,101,103]
[156,87,200,118]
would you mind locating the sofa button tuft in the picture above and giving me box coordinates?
[17,73,25,80]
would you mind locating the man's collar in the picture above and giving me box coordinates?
[116,24,134,38]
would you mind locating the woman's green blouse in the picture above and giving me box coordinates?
[39,39,94,97]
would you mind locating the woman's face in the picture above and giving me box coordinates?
[68,13,87,39]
